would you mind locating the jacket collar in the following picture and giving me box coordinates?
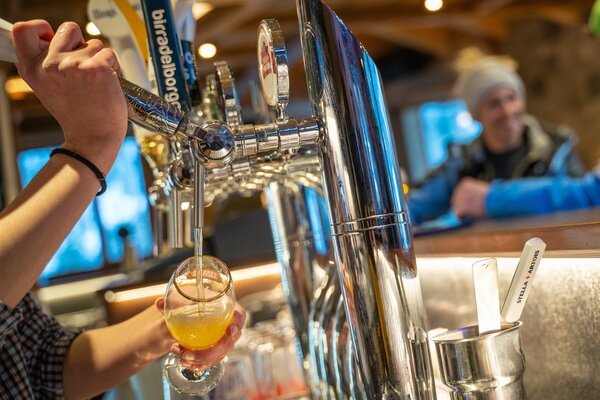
[522,115,553,162]
[467,114,551,164]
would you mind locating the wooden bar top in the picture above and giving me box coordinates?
[413,208,600,256]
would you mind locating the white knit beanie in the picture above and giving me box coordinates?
[453,59,525,116]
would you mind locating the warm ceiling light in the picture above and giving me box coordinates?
[86,21,101,36]
[424,0,443,12]
[198,42,217,59]
[4,76,33,100]
[192,2,215,20]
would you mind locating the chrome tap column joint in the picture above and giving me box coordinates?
[187,121,236,168]
[233,118,321,158]
[120,77,320,163]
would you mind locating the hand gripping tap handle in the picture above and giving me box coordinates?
[1,18,314,164]
[0,19,191,141]
[118,77,187,138]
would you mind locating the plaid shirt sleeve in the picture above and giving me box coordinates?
[1,293,83,400]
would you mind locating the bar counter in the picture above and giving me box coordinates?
[35,208,600,399]
[414,208,600,256]
[414,208,600,399]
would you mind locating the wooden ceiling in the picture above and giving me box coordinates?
[1,0,596,105]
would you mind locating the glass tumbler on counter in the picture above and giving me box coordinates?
[200,350,260,400]
[163,256,236,395]
[248,320,307,399]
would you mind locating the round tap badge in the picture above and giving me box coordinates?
[214,61,243,126]
[257,19,289,110]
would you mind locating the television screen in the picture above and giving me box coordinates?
[17,137,153,285]
[401,100,482,184]
[419,100,482,170]
[95,139,153,263]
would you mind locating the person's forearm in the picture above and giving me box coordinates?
[486,174,600,218]
[63,303,173,400]
[0,153,115,307]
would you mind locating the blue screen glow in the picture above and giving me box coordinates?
[419,100,482,170]
[16,138,153,284]
[96,139,153,263]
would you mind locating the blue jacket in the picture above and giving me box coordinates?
[408,115,586,224]
[486,172,600,218]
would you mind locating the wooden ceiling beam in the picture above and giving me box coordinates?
[195,3,269,42]
[476,0,519,14]
[194,0,301,44]
[435,14,507,44]
[194,0,591,74]
[353,24,459,59]
[203,0,591,45]
[340,2,592,29]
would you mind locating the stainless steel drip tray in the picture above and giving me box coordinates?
[418,255,600,400]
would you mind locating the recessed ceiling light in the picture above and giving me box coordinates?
[198,43,217,59]
[424,0,444,12]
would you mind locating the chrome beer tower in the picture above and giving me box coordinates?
[123,0,436,397]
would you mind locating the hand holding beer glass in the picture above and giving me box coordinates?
[163,255,240,395]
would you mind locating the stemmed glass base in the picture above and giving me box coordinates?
[163,353,225,396]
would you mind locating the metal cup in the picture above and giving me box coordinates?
[432,321,526,400]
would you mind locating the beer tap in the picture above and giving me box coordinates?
[1,0,440,394]
[146,0,434,396]
[132,3,434,395]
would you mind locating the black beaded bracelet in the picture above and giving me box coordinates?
[50,148,107,196]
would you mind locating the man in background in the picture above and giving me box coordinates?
[408,57,585,224]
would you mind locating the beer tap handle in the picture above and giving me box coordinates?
[119,77,187,138]
[257,19,289,122]
[214,61,244,126]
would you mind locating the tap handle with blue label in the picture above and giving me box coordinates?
[140,0,192,113]
[179,10,202,108]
